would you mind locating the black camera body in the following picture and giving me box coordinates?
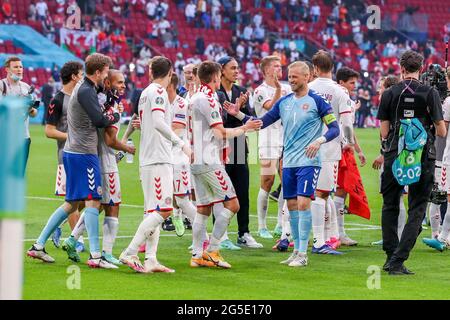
[420,64,449,102]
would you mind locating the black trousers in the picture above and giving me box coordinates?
[381,151,435,268]
[225,163,250,237]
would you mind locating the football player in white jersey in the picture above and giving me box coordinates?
[308,50,354,254]
[328,67,367,247]
[120,57,191,273]
[167,73,198,236]
[253,55,292,240]
[62,70,136,264]
[189,61,261,268]
[422,70,450,251]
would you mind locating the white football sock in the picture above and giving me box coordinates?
[102,216,119,254]
[175,196,196,222]
[429,202,441,238]
[334,196,346,238]
[328,197,339,239]
[311,197,326,248]
[145,226,160,261]
[281,202,290,240]
[324,200,331,241]
[125,213,164,256]
[438,203,450,242]
[213,202,229,242]
[208,208,234,252]
[71,211,85,240]
[192,213,208,258]
[257,188,269,230]
[398,197,407,239]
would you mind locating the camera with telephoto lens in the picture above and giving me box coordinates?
[429,182,447,204]
[420,64,449,103]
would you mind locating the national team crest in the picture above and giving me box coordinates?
[155,97,164,105]
[302,103,309,110]
[97,186,103,196]
[165,197,172,205]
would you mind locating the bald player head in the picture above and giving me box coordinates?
[288,61,310,94]
[105,69,126,95]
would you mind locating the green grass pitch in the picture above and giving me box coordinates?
[22,126,450,299]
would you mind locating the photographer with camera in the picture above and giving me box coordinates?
[0,56,39,175]
[377,50,446,275]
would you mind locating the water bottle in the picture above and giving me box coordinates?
[126,139,134,164]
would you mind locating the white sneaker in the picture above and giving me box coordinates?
[237,233,263,248]
[280,251,298,264]
[119,251,145,273]
[288,253,308,267]
[144,258,175,273]
[27,245,55,263]
[87,255,119,269]
[340,235,358,246]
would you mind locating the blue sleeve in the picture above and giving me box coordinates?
[243,97,281,129]
[323,121,340,142]
[316,94,333,118]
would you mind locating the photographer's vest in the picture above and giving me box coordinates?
[389,81,435,185]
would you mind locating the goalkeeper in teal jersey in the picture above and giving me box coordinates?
[224,61,339,267]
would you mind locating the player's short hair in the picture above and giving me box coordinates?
[260,55,281,75]
[312,50,334,73]
[288,61,309,74]
[170,72,179,88]
[383,75,399,89]
[399,50,423,73]
[151,56,172,79]
[60,61,84,85]
[85,53,112,75]
[4,56,21,68]
[192,64,199,76]
[305,61,314,74]
[198,61,222,84]
[336,67,359,83]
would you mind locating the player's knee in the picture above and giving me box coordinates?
[261,175,275,190]
[224,199,240,213]
[316,190,330,200]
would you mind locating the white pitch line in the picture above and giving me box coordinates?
[26,196,380,229]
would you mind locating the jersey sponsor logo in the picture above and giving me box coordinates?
[155,96,164,105]
[323,113,336,125]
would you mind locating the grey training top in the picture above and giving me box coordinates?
[64,77,119,155]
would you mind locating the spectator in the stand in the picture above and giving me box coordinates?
[56,0,65,14]
[351,18,361,34]
[146,0,157,19]
[273,0,282,21]
[288,0,297,21]
[202,10,211,29]
[2,0,12,20]
[28,1,37,21]
[360,54,369,72]
[235,0,242,25]
[253,12,263,28]
[157,17,171,35]
[195,36,205,54]
[310,2,321,23]
[36,0,48,21]
[139,45,152,64]
[51,64,62,89]
[185,1,196,24]
[254,24,266,42]
[213,11,222,30]
[112,0,122,15]
[157,1,169,19]
[243,24,253,41]
[357,88,371,128]
[326,14,337,35]
[236,40,246,60]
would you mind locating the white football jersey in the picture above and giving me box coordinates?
[253,82,291,148]
[138,83,173,167]
[309,77,353,161]
[190,85,225,174]
[441,97,450,165]
[171,95,190,165]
